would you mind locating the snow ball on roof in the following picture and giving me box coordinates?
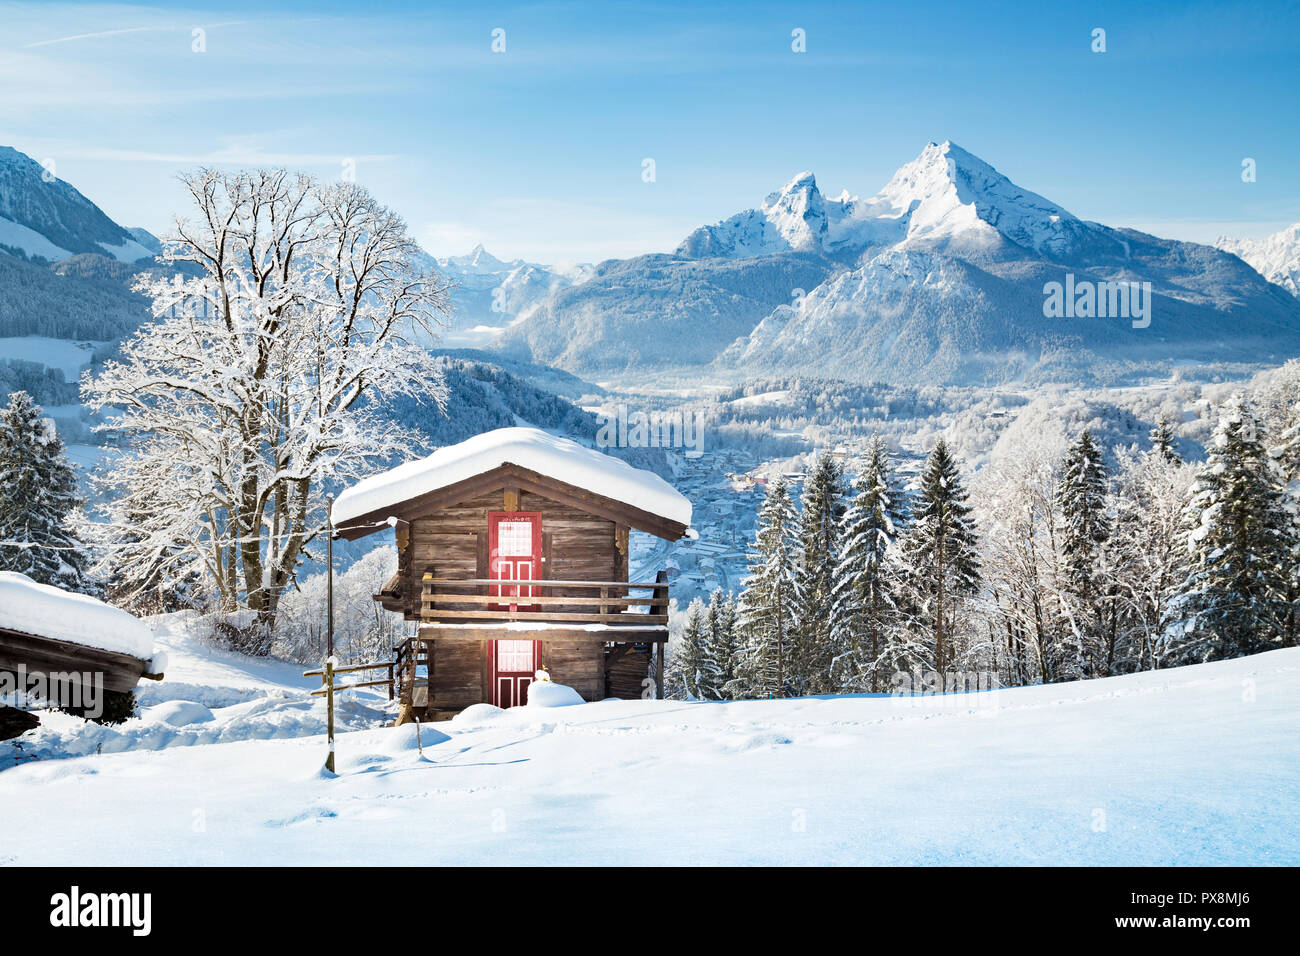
[0,571,154,660]
[333,427,693,528]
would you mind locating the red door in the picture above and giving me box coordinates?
[492,639,540,707]
[489,511,542,612]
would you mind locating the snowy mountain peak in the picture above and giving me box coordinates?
[440,243,515,274]
[859,139,1090,256]
[676,169,829,258]
[0,144,154,263]
[759,170,827,252]
[676,140,1121,261]
[1216,223,1300,297]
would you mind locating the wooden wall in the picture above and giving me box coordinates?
[403,488,625,619]
[606,643,654,700]
[409,484,646,715]
[540,641,604,701]
[431,639,486,713]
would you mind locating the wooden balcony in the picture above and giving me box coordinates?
[417,570,669,640]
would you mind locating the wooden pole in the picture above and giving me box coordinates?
[324,656,335,773]
[325,495,336,774]
[327,495,335,662]
[655,642,664,700]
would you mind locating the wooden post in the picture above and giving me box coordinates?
[325,495,337,773]
[655,642,665,702]
[324,656,336,773]
[327,496,335,662]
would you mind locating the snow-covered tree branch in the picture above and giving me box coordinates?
[83,168,452,628]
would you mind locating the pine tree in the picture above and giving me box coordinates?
[667,597,716,699]
[899,439,981,678]
[1149,415,1181,464]
[735,476,799,698]
[1268,399,1300,649]
[791,452,845,694]
[1056,429,1112,677]
[1176,396,1289,662]
[705,589,738,699]
[0,391,91,592]
[831,435,909,692]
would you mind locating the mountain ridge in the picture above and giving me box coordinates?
[497,141,1300,385]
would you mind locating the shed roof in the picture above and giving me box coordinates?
[0,571,154,661]
[333,427,693,538]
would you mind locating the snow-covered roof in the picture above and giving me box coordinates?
[334,427,693,529]
[0,571,154,660]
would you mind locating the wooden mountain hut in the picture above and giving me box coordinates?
[332,427,693,720]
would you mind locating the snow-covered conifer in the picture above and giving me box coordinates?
[1055,429,1112,676]
[899,439,981,677]
[830,435,908,692]
[1149,415,1181,464]
[734,476,799,698]
[705,588,738,699]
[667,597,715,699]
[1175,396,1289,662]
[0,391,92,592]
[791,452,845,694]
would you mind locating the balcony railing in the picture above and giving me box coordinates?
[419,571,669,627]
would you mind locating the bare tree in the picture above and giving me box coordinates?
[85,169,451,630]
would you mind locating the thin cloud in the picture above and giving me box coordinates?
[25,26,157,48]
[59,145,398,166]
[25,20,249,49]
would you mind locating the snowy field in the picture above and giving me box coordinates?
[0,336,99,380]
[2,617,1297,865]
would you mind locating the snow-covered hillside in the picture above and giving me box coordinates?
[2,614,1296,865]
[0,146,154,263]
[1218,223,1300,297]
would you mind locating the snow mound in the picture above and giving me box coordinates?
[453,703,505,724]
[527,680,585,708]
[333,426,692,528]
[146,700,215,726]
[375,722,451,754]
[0,571,154,660]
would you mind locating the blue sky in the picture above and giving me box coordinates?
[2,0,1298,263]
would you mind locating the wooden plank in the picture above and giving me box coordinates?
[425,592,668,608]
[421,608,669,624]
[303,660,393,677]
[425,577,666,589]
[419,624,668,643]
[309,677,393,696]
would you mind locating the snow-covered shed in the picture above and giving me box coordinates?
[0,572,163,737]
[333,427,692,719]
